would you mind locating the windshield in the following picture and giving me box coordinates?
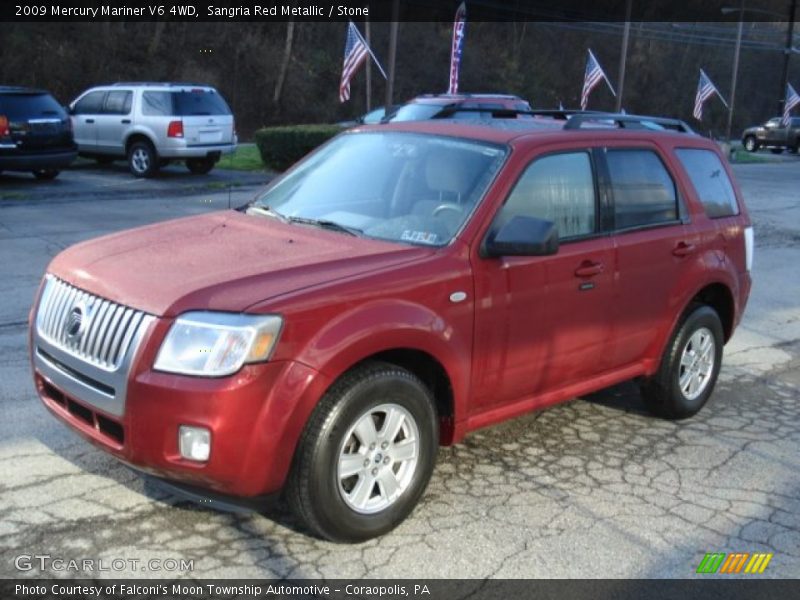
[388,103,443,122]
[252,131,507,246]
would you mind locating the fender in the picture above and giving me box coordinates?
[294,298,471,425]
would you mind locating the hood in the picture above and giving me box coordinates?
[48,211,429,317]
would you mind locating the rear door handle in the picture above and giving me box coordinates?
[84,118,95,124]
[121,119,131,124]
[574,261,604,278]
[672,242,696,257]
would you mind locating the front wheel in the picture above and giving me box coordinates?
[286,362,438,542]
[742,136,758,152]
[640,305,724,420]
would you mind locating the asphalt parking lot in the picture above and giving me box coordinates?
[0,159,798,579]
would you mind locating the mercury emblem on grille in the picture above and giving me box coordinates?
[66,302,89,341]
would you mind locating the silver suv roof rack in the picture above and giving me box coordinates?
[111,82,212,88]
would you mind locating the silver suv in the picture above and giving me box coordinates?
[69,82,237,177]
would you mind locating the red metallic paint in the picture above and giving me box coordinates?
[31,123,751,500]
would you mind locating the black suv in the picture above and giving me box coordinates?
[0,87,77,180]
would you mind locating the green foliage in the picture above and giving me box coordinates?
[254,124,342,171]
[216,144,265,171]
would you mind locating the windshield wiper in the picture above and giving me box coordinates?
[245,205,288,222]
[287,216,362,237]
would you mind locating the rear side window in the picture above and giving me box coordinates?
[171,90,231,116]
[675,148,739,218]
[0,93,64,119]
[103,91,132,115]
[499,152,596,239]
[141,91,172,116]
[606,149,678,229]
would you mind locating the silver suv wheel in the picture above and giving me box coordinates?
[337,403,420,514]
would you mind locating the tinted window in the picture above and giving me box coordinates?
[172,90,231,116]
[607,149,678,229]
[0,93,64,119]
[675,148,739,218]
[141,91,171,116]
[73,91,105,115]
[103,91,132,115]
[388,103,442,122]
[499,152,596,239]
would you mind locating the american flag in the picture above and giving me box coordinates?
[580,50,615,110]
[447,2,468,95]
[693,69,727,121]
[781,83,800,126]
[340,22,369,103]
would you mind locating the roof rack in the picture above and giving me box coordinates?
[112,81,212,87]
[564,112,695,133]
[418,93,524,100]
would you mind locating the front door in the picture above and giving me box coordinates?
[471,149,615,412]
[94,90,132,155]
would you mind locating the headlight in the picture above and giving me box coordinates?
[154,312,283,377]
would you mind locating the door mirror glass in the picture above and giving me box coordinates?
[484,215,559,257]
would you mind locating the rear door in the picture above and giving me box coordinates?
[94,90,132,155]
[471,148,615,411]
[601,145,691,368]
[71,90,105,150]
[171,89,233,147]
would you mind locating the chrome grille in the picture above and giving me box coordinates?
[36,276,149,371]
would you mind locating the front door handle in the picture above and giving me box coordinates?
[84,118,95,124]
[574,261,604,278]
[121,119,131,124]
[672,242,696,257]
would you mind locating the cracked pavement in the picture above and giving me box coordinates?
[0,162,798,579]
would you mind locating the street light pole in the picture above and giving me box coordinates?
[777,0,798,114]
[385,0,399,112]
[726,2,744,143]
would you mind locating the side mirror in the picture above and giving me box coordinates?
[483,215,559,257]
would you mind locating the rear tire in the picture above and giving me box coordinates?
[742,136,758,152]
[32,169,59,180]
[286,362,438,543]
[127,140,158,178]
[640,305,724,420]
[186,157,215,175]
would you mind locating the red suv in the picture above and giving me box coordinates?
[29,112,752,542]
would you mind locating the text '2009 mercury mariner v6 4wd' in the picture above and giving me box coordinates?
[29,110,753,542]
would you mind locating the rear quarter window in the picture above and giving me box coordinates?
[675,148,739,218]
[141,91,172,116]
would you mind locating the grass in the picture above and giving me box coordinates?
[729,149,772,164]
[217,144,264,171]
[0,192,29,201]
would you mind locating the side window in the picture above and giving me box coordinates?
[73,91,105,115]
[499,152,596,239]
[141,91,172,116]
[103,91,132,115]
[606,149,678,229]
[675,148,739,218]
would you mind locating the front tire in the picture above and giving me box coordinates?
[286,362,438,543]
[127,141,158,178]
[640,305,724,420]
[743,136,758,152]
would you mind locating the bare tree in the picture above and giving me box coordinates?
[273,20,295,105]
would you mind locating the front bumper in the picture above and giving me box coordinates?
[31,303,331,499]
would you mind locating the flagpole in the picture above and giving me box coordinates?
[385,0,399,111]
[614,0,631,112]
[365,18,372,111]
[352,22,387,80]
[725,0,744,143]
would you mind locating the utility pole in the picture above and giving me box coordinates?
[726,0,744,143]
[615,0,632,113]
[365,18,372,112]
[385,0,400,112]
[778,0,798,114]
